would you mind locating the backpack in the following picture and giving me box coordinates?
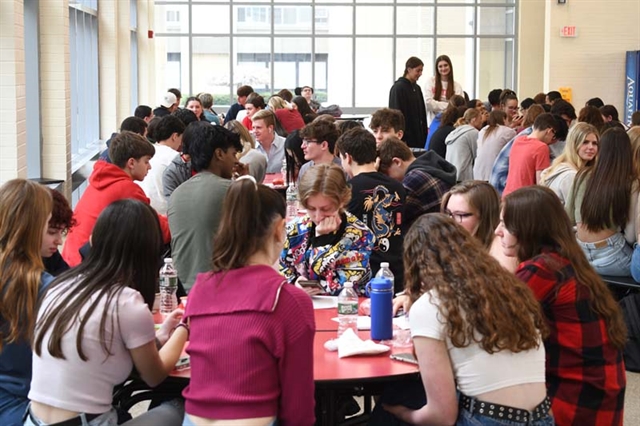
[620,292,640,372]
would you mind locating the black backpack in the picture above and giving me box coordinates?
[620,292,640,372]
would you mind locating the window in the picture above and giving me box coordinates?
[153,0,517,109]
[25,0,41,179]
[131,0,138,113]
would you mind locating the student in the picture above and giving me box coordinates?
[545,90,562,105]
[292,96,315,124]
[223,85,253,124]
[98,116,148,163]
[425,95,466,150]
[297,118,342,183]
[168,123,245,291]
[369,108,405,146]
[153,92,179,118]
[503,113,565,197]
[269,95,305,134]
[196,93,221,125]
[578,106,607,135]
[280,164,374,296]
[499,90,522,129]
[134,105,154,123]
[0,180,53,425]
[183,177,315,426]
[389,57,428,148]
[62,131,171,267]
[473,110,516,181]
[242,93,265,130]
[424,54,463,125]
[540,122,599,205]
[301,85,320,112]
[42,189,75,277]
[377,214,550,426]
[28,200,188,426]
[337,127,406,293]
[378,137,456,230]
[428,105,465,159]
[444,108,484,182]
[251,109,286,174]
[224,120,268,183]
[566,127,638,277]
[600,105,626,129]
[498,186,627,426]
[284,129,308,184]
[138,115,186,215]
[185,97,207,122]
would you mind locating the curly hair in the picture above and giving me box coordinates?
[404,214,547,353]
[49,189,76,231]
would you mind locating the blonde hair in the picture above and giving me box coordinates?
[252,109,275,128]
[0,179,52,349]
[224,120,255,158]
[454,108,480,128]
[267,96,289,111]
[541,122,598,184]
[298,164,351,212]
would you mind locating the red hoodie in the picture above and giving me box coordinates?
[62,161,171,267]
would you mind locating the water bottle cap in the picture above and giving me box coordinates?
[369,277,392,290]
[380,262,389,268]
[164,258,172,263]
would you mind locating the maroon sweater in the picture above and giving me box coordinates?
[183,265,316,425]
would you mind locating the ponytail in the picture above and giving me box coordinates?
[483,110,507,141]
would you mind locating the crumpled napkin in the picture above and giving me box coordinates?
[324,328,391,358]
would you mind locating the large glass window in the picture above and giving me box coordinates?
[154,0,516,109]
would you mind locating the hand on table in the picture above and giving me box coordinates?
[295,276,324,296]
[393,294,410,316]
[315,214,342,237]
[156,308,184,346]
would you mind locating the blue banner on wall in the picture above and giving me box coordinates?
[624,51,640,127]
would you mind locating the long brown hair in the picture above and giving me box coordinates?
[571,128,633,232]
[0,179,52,349]
[433,55,456,101]
[404,214,547,353]
[483,110,507,141]
[503,186,627,349]
[211,178,285,272]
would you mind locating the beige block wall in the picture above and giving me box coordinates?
[517,0,545,98]
[0,0,26,183]
[138,0,156,107]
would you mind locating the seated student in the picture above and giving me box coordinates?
[153,92,179,118]
[168,123,246,292]
[183,177,315,426]
[251,109,286,174]
[269,95,305,134]
[425,95,466,150]
[292,96,316,124]
[445,108,484,182]
[578,105,607,135]
[134,105,154,123]
[223,85,253,124]
[337,127,406,293]
[566,127,638,277]
[42,189,75,277]
[242,93,265,130]
[0,180,53,426]
[184,97,208,123]
[540,122,599,206]
[377,137,456,230]
[28,200,188,426]
[280,164,374,296]
[369,107,405,146]
[196,92,221,125]
[98,116,148,163]
[473,111,516,181]
[297,118,342,183]
[225,120,267,183]
[503,113,566,197]
[138,115,185,215]
[62,132,171,267]
[428,105,465,159]
[284,129,309,184]
[376,214,550,426]
[498,186,627,426]
[600,104,627,130]
[546,90,563,106]
[489,104,545,195]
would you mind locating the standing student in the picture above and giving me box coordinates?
[498,186,627,426]
[28,200,188,426]
[389,57,428,148]
[0,180,53,425]
[337,127,406,293]
[182,177,315,426]
[424,55,463,126]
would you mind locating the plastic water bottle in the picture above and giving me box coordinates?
[159,258,178,315]
[281,157,288,183]
[369,277,393,340]
[286,184,298,220]
[375,262,395,292]
[337,281,359,338]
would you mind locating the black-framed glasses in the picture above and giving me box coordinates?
[444,210,474,223]
[302,139,319,145]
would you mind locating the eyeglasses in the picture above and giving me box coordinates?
[444,210,474,223]
[302,139,319,145]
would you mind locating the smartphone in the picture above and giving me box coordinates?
[390,353,419,365]
[175,356,190,371]
[299,279,324,290]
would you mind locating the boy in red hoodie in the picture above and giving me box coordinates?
[62,131,171,266]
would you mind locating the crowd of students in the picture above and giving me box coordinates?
[1,62,640,426]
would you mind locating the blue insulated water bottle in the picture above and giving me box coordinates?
[369,277,393,340]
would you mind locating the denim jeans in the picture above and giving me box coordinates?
[631,243,640,282]
[23,406,118,426]
[0,388,28,426]
[578,233,632,277]
[182,414,277,426]
[457,407,555,426]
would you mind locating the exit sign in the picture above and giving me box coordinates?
[561,26,577,37]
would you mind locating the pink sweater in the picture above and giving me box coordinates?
[183,265,316,425]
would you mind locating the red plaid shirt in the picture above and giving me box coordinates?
[517,250,626,426]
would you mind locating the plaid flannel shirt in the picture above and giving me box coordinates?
[402,169,452,228]
[517,251,626,426]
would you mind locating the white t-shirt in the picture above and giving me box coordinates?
[138,143,180,215]
[29,281,156,414]
[409,290,546,397]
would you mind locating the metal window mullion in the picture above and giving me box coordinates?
[230,2,234,105]
[473,1,478,98]
[391,0,396,88]
[188,1,193,96]
[271,1,275,92]
[351,0,356,107]
[433,1,437,65]
[311,0,315,93]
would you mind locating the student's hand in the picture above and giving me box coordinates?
[393,295,410,316]
[510,115,523,128]
[156,309,184,346]
[383,404,417,423]
[294,276,324,296]
[315,214,342,236]
[234,162,249,177]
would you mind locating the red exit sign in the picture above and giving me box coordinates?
[561,26,577,37]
